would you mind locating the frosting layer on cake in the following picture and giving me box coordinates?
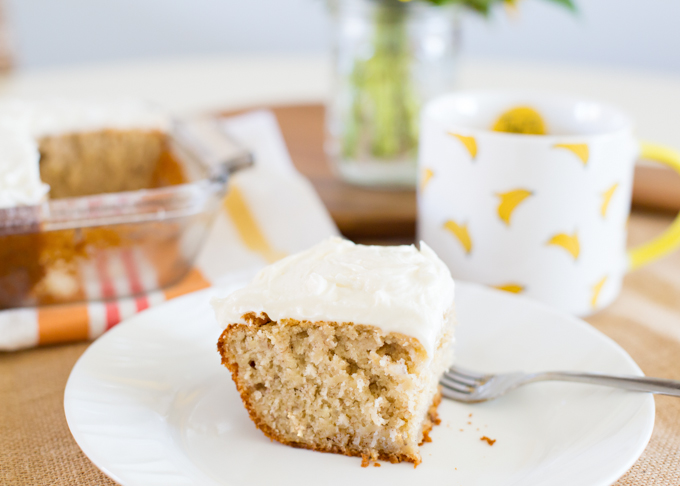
[212,237,455,358]
[0,99,170,138]
[0,125,48,208]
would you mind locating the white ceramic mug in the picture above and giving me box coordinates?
[417,91,680,316]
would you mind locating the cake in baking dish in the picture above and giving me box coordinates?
[0,98,177,205]
[213,237,456,466]
[0,99,185,309]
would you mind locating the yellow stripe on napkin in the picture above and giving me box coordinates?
[224,184,288,263]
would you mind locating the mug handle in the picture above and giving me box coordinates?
[628,142,680,271]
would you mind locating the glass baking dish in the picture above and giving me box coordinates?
[0,120,251,309]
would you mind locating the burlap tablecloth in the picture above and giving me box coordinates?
[2,211,680,485]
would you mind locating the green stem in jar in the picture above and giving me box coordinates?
[342,1,419,161]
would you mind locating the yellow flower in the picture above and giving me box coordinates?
[493,106,547,135]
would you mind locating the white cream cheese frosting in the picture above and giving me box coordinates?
[212,237,455,358]
[0,125,48,209]
[0,98,170,208]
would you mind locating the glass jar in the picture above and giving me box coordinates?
[326,0,459,188]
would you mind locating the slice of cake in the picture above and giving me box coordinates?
[213,237,455,466]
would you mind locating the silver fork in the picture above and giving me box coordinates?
[441,365,680,403]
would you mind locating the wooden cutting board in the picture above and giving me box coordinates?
[236,104,680,239]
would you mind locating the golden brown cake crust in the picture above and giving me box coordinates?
[217,321,444,467]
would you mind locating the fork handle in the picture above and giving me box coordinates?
[531,372,680,397]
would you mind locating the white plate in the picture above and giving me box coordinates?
[65,281,654,486]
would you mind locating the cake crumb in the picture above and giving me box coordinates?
[468,413,472,418]
[480,436,496,446]
[361,455,370,468]
[467,421,471,425]
[460,429,464,432]
[373,462,381,468]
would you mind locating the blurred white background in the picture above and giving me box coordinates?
[5,0,680,73]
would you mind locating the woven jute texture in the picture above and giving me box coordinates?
[0,342,116,485]
[1,211,680,485]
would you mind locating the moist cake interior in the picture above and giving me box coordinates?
[218,312,453,466]
[38,129,179,199]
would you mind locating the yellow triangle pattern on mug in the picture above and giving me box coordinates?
[496,189,533,226]
[421,168,434,191]
[547,231,580,260]
[493,283,525,294]
[601,183,619,218]
[554,143,589,165]
[591,276,608,309]
[448,132,477,159]
[443,220,472,254]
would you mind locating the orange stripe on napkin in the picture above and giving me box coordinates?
[224,184,287,263]
[163,268,211,300]
[38,305,89,345]
[36,268,209,347]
